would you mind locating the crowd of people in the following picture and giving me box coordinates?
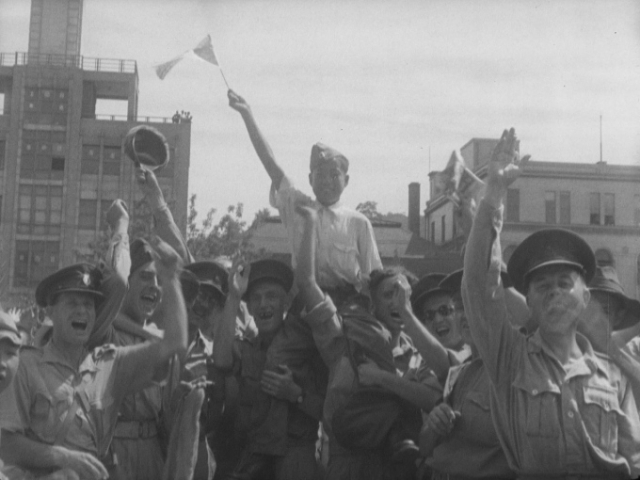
[0,92,638,480]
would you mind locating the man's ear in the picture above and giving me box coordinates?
[582,287,591,307]
[344,174,350,187]
[308,172,314,187]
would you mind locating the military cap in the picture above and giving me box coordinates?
[245,259,294,299]
[130,238,155,275]
[180,269,200,305]
[588,266,640,331]
[410,273,448,315]
[507,228,595,294]
[123,125,170,170]
[439,267,513,294]
[0,309,22,346]
[310,142,349,173]
[184,261,228,301]
[35,264,104,308]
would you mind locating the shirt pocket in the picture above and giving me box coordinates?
[513,380,561,438]
[30,393,55,441]
[466,390,490,413]
[582,385,622,455]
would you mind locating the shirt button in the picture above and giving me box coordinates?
[532,389,538,395]
[568,411,574,419]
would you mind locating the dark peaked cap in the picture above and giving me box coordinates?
[35,263,104,307]
[245,259,294,299]
[507,228,596,294]
[184,261,228,300]
[410,273,447,315]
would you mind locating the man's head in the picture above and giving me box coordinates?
[0,310,22,394]
[308,142,349,207]
[35,264,104,347]
[123,238,162,323]
[411,273,463,349]
[244,260,293,337]
[508,229,595,335]
[184,261,228,335]
[369,267,417,333]
[579,266,640,352]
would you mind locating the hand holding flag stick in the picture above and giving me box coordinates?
[155,34,230,89]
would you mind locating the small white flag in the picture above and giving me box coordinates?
[155,35,220,80]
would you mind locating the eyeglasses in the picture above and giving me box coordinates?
[423,305,456,322]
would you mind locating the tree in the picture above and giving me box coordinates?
[356,200,382,220]
[186,195,270,262]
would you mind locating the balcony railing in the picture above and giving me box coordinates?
[0,52,137,74]
[92,114,175,123]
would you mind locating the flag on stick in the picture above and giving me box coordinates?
[155,34,229,87]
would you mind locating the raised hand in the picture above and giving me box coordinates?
[488,128,530,191]
[58,448,108,480]
[229,258,250,298]
[105,199,129,232]
[134,166,163,201]
[393,274,413,317]
[228,89,251,115]
[425,403,461,437]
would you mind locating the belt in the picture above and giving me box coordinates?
[432,472,514,480]
[113,420,158,439]
[518,476,625,480]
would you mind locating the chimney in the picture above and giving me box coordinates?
[408,182,420,236]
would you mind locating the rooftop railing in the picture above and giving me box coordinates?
[93,114,175,123]
[0,52,137,74]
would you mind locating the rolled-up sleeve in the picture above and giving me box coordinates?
[304,296,344,370]
[461,200,521,390]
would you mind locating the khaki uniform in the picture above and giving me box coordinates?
[462,200,640,478]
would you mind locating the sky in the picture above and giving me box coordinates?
[2,0,640,223]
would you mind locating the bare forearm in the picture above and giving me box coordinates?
[419,424,441,457]
[153,204,193,263]
[214,293,241,369]
[158,276,188,360]
[400,311,450,380]
[240,110,284,187]
[297,215,324,311]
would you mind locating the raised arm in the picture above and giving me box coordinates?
[89,199,131,348]
[213,259,248,369]
[296,205,324,311]
[135,167,193,264]
[228,90,285,189]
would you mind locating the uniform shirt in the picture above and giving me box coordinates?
[270,175,382,291]
[0,341,163,459]
[461,199,640,478]
[230,334,324,457]
[428,357,514,479]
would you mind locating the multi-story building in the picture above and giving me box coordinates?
[426,138,640,297]
[0,0,190,295]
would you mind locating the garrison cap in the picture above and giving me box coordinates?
[35,264,104,308]
[123,125,170,170]
[410,273,448,315]
[184,261,228,301]
[588,266,640,331]
[245,259,294,299]
[180,269,200,305]
[0,310,22,346]
[507,228,595,294]
[310,142,349,173]
[130,238,154,275]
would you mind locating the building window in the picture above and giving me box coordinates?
[559,191,570,224]
[590,193,601,225]
[51,157,65,171]
[506,188,520,222]
[17,185,63,235]
[545,191,556,224]
[13,240,60,288]
[100,199,114,228]
[441,215,446,244]
[595,248,614,267]
[603,193,615,226]
[81,144,100,174]
[430,221,435,243]
[103,146,121,176]
[79,199,98,230]
[0,140,5,170]
[635,195,640,227]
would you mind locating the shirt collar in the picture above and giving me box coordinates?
[40,342,98,374]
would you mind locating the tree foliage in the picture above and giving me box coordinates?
[356,200,382,220]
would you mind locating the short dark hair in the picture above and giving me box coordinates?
[369,266,418,298]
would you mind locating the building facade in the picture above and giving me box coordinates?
[426,138,640,297]
[0,0,190,294]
